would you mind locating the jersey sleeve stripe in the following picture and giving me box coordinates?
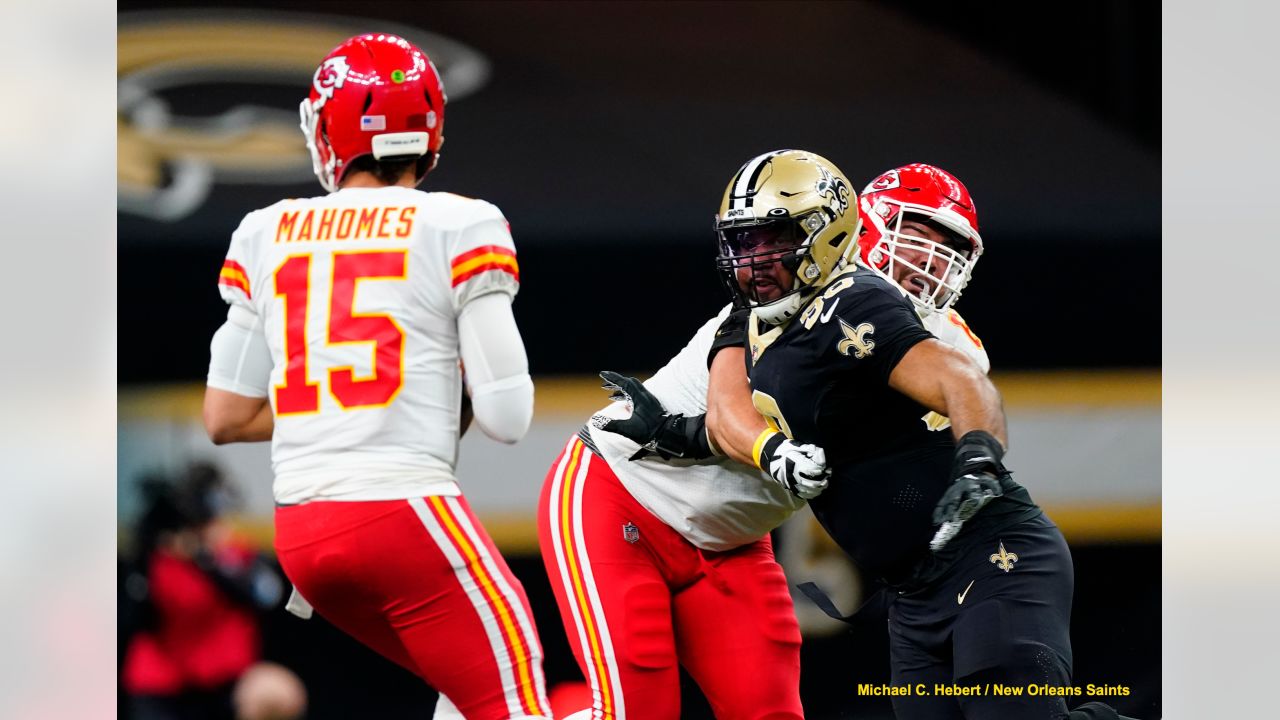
[451,256,520,287]
[451,244,516,268]
[218,264,251,298]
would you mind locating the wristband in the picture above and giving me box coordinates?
[752,429,784,469]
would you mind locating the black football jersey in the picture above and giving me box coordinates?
[745,268,1038,586]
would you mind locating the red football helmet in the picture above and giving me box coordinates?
[855,163,983,313]
[299,34,447,192]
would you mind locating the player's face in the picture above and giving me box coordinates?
[891,219,970,299]
[723,224,798,303]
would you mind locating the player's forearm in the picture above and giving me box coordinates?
[706,348,770,467]
[939,372,1007,449]
[203,388,274,444]
[890,339,1008,448]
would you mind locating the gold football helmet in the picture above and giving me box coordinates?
[714,150,860,324]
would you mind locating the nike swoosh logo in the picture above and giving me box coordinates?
[957,579,975,605]
[819,298,841,324]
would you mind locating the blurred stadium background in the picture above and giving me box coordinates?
[118,2,1160,718]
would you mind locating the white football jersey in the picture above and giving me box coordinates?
[217,187,520,504]
[923,308,989,372]
[589,305,807,552]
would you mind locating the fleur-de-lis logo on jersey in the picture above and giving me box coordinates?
[989,541,1019,572]
[836,318,875,359]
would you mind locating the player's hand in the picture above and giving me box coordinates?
[755,431,830,500]
[596,371,665,446]
[594,371,714,460]
[930,430,1008,550]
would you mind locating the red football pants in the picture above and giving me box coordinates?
[538,436,804,720]
[275,496,551,719]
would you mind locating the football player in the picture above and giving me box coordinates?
[201,34,550,719]
[713,151,1075,720]
[537,305,828,719]
[600,157,1135,720]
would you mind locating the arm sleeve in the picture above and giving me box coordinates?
[207,305,272,398]
[458,293,533,444]
[448,202,520,311]
[835,288,935,384]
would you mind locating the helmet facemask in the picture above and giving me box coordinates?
[299,98,338,192]
[715,150,859,324]
[863,201,982,313]
[715,210,829,323]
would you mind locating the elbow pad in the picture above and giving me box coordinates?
[470,374,534,444]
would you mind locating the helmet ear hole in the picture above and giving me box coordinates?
[827,231,847,248]
[362,92,373,113]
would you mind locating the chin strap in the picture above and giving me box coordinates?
[754,287,814,325]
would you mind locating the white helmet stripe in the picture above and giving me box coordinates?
[730,150,787,210]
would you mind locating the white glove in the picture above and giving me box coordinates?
[755,431,831,500]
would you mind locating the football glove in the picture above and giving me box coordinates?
[594,371,715,460]
[754,430,830,500]
[930,430,1008,551]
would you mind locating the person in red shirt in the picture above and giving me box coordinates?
[121,463,305,720]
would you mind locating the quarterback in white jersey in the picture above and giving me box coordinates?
[202,34,549,720]
[212,189,524,504]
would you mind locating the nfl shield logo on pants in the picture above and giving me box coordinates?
[622,522,640,544]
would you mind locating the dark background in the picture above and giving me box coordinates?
[119,0,1159,383]
[119,2,1160,718]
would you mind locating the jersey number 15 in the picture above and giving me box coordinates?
[273,250,407,415]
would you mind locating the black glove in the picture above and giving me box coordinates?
[594,371,715,460]
[929,430,1008,551]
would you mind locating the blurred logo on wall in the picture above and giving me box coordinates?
[118,11,490,221]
